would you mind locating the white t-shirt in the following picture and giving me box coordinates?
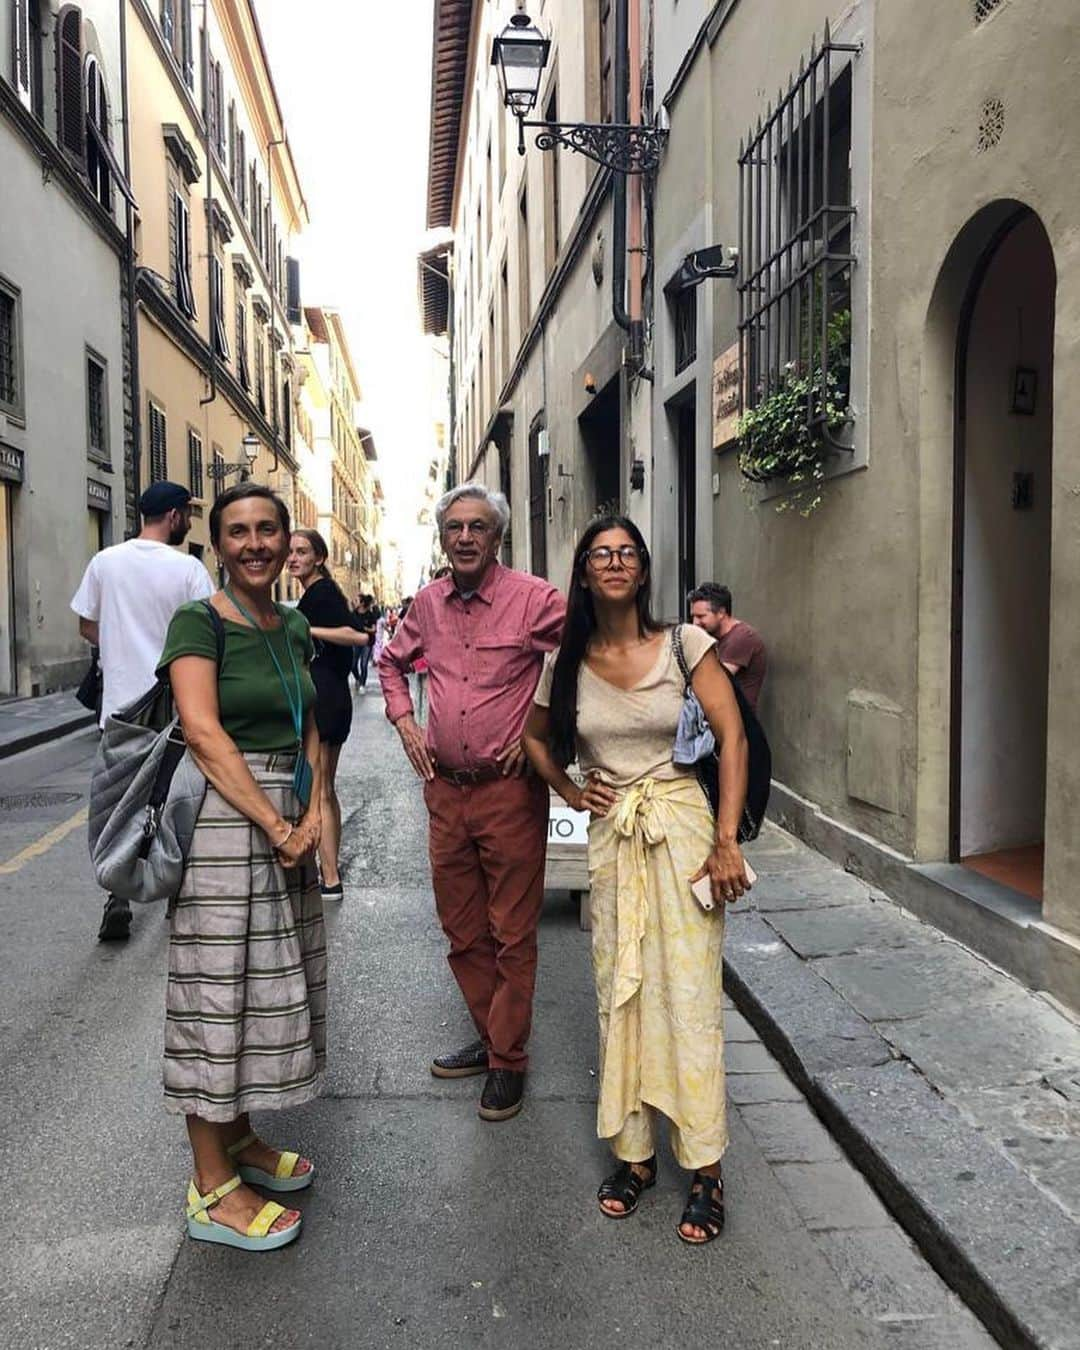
[70,538,214,724]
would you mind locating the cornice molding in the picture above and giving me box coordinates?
[163,123,201,185]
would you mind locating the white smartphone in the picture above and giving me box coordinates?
[691,860,757,911]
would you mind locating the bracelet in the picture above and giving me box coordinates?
[273,823,294,849]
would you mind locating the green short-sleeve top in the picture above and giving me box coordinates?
[158,600,317,752]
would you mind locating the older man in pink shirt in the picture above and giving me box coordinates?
[381,484,565,1122]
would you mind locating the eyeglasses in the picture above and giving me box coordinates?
[444,520,493,538]
[585,544,642,569]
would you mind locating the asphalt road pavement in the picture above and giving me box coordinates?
[0,687,998,1349]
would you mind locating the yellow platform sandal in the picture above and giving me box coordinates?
[226,1131,314,1193]
[185,1176,301,1252]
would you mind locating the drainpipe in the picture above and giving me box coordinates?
[119,0,140,533]
[611,0,630,334]
[198,7,217,409]
[627,0,644,366]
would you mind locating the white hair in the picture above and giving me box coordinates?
[435,483,511,537]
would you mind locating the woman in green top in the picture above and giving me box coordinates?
[157,482,325,1254]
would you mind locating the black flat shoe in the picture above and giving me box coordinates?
[677,1168,725,1245]
[320,882,344,900]
[97,895,131,942]
[597,1156,658,1219]
[478,1068,525,1121]
[431,1039,489,1079]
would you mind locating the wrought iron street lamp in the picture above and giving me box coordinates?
[208,432,261,483]
[492,5,666,174]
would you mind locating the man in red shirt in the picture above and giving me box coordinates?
[381,484,565,1122]
[688,583,768,713]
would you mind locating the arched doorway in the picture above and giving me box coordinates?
[952,209,1056,900]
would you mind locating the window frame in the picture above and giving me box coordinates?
[211,254,230,361]
[187,426,204,501]
[84,53,112,211]
[147,399,168,483]
[170,180,197,320]
[85,347,109,463]
[0,277,26,424]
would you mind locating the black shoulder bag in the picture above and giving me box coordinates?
[671,623,771,842]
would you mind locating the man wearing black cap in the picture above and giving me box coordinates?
[71,481,213,940]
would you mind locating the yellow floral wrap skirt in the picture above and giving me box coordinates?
[588,774,727,1168]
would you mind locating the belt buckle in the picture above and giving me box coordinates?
[451,767,480,785]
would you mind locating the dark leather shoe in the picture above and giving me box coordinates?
[431,1039,489,1079]
[478,1068,525,1121]
[97,895,131,942]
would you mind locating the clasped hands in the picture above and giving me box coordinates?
[272,813,321,868]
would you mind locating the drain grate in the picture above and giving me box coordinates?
[0,790,82,813]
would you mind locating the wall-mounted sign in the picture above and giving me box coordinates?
[87,478,112,512]
[0,442,24,484]
[712,343,741,449]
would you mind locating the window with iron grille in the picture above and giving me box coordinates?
[187,429,203,499]
[86,352,107,459]
[738,30,857,433]
[0,282,23,419]
[975,0,1004,20]
[147,401,167,483]
[672,285,697,375]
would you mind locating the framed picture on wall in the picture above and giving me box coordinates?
[1011,366,1038,416]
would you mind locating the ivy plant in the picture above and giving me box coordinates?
[738,309,851,516]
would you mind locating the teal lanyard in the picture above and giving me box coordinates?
[225,588,304,745]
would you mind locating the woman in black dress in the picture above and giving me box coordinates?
[288,529,368,899]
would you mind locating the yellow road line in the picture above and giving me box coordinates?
[0,805,89,876]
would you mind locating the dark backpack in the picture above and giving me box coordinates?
[671,623,772,842]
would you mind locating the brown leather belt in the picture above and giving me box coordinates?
[436,765,503,786]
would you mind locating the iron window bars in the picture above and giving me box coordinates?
[738,23,860,449]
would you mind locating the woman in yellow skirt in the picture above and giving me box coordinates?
[523,516,749,1244]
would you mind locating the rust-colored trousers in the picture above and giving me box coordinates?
[423,774,548,1071]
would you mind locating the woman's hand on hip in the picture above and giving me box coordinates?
[691,839,751,906]
[572,773,618,818]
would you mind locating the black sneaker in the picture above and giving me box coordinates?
[478,1068,525,1122]
[97,895,132,942]
[431,1039,489,1079]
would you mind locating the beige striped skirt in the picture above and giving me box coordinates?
[163,752,327,1122]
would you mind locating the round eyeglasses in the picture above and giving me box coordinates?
[585,544,642,569]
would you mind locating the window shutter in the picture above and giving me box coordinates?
[12,0,31,103]
[180,0,193,86]
[55,6,84,162]
[160,0,174,48]
[227,101,236,188]
[286,257,301,324]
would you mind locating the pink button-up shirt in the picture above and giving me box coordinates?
[381,562,566,772]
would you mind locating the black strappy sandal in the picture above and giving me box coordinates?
[677,1168,725,1244]
[597,1155,657,1220]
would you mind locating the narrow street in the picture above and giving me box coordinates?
[0,685,997,1350]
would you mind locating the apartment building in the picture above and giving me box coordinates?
[126,0,307,568]
[654,0,1080,1006]
[426,0,633,590]
[0,0,129,694]
[298,306,379,602]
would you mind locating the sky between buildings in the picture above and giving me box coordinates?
[255,0,438,590]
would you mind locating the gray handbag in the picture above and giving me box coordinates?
[87,602,224,903]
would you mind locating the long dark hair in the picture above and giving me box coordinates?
[292,527,349,607]
[547,515,661,767]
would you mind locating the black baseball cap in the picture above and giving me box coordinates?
[139,481,192,517]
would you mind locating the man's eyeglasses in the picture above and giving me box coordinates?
[444,520,493,539]
[585,544,642,569]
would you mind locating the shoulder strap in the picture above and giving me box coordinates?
[201,599,226,669]
[670,624,692,694]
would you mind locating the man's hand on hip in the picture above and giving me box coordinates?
[395,714,435,781]
[496,738,529,778]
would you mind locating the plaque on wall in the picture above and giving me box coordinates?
[712,342,741,450]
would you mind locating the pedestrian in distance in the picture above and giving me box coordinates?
[351,593,380,691]
[381,483,565,1123]
[70,480,213,943]
[523,516,750,1244]
[688,583,768,713]
[288,528,369,899]
[157,482,325,1253]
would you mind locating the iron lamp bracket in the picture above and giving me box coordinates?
[516,117,667,174]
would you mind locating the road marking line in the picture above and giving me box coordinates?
[0,805,89,875]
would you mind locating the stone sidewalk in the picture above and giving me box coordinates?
[0,689,95,760]
[736,822,1080,1350]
